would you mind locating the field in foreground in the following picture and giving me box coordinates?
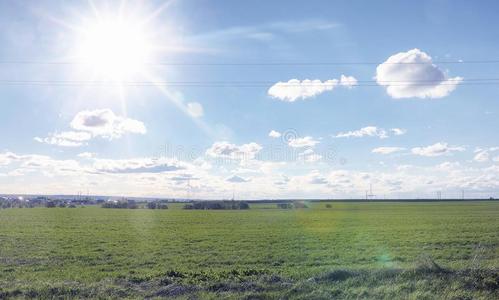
[0,201,498,299]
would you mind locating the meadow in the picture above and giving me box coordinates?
[0,201,498,299]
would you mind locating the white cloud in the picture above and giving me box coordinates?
[274,175,290,186]
[288,136,320,148]
[0,152,20,166]
[305,170,329,185]
[268,75,357,102]
[298,149,322,162]
[2,148,499,199]
[473,147,499,162]
[35,131,92,147]
[411,142,466,157]
[390,128,407,136]
[268,130,282,138]
[78,152,95,159]
[372,147,406,154]
[335,126,406,139]
[35,109,146,147]
[226,175,249,183]
[71,109,146,139]
[335,126,388,139]
[206,141,262,160]
[339,75,358,88]
[268,79,337,102]
[93,158,184,174]
[474,151,490,162]
[376,48,463,99]
[186,102,204,118]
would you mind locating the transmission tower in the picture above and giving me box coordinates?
[366,183,375,200]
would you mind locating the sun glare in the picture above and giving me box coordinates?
[77,17,154,80]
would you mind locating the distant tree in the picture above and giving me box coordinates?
[277,203,292,209]
[127,200,138,209]
[325,204,332,208]
[58,202,67,208]
[293,202,309,209]
[183,201,249,210]
[147,202,157,209]
[45,201,56,208]
[158,204,169,209]
[238,202,250,209]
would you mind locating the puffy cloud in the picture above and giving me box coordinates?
[186,102,204,118]
[36,109,146,147]
[35,131,92,147]
[473,147,499,162]
[309,176,328,185]
[0,151,84,177]
[2,148,499,199]
[298,149,322,162]
[411,142,466,157]
[268,75,357,102]
[306,171,329,185]
[339,75,358,88]
[288,136,320,148]
[71,109,146,139]
[206,142,262,160]
[268,79,336,102]
[376,48,463,99]
[268,130,282,138]
[226,175,249,183]
[0,152,21,166]
[274,175,290,186]
[372,147,406,154]
[474,150,490,162]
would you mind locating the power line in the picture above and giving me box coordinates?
[1,78,495,83]
[0,78,499,87]
[0,59,498,66]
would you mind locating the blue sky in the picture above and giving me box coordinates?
[1,0,498,199]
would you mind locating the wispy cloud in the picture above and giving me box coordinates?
[334,126,406,139]
[193,19,340,42]
[372,147,406,154]
[411,142,466,157]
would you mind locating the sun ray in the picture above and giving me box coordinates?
[141,71,214,137]
[29,0,214,138]
[141,0,177,26]
[88,0,102,20]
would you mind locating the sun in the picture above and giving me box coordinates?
[76,15,154,80]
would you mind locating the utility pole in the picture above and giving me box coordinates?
[186,178,191,200]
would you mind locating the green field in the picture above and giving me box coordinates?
[0,201,498,299]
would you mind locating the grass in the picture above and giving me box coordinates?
[0,201,498,298]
